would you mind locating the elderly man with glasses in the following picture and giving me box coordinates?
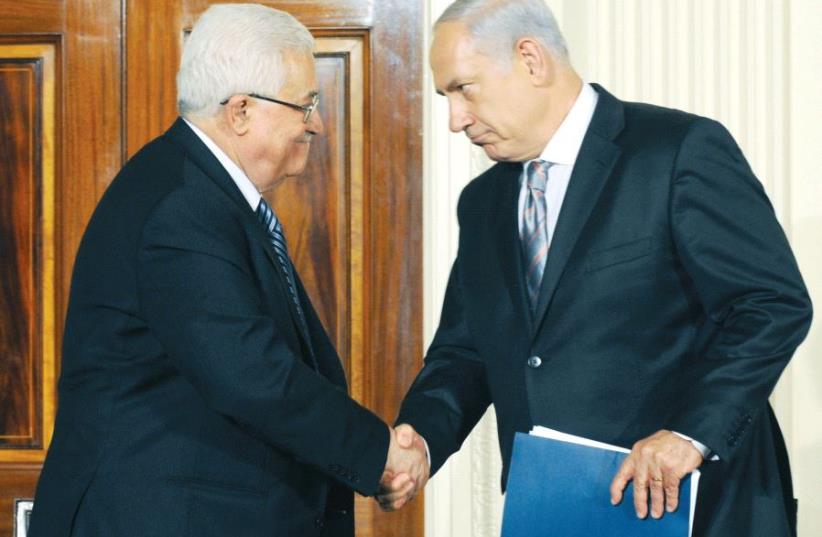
[28,4,427,537]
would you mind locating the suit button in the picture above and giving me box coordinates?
[314,516,325,528]
[527,356,543,369]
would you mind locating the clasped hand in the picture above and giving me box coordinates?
[609,430,703,519]
[377,424,430,511]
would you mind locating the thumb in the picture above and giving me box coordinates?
[395,424,415,448]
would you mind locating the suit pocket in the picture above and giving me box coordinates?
[166,476,268,497]
[585,237,653,273]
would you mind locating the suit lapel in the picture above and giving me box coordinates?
[531,85,625,335]
[165,119,317,364]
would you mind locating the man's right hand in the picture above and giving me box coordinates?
[377,424,430,511]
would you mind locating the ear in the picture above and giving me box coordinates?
[515,37,555,85]
[223,95,253,135]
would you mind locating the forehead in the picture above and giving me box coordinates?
[281,50,317,93]
[430,22,497,87]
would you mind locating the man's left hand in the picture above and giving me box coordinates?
[609,430,703,519]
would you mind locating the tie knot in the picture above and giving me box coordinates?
[526,160,550,192]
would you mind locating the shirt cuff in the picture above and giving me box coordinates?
[422,437,431,468]
[672,431,719,461]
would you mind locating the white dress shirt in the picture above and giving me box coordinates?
[183,119,262,211]
[517,83,598,244]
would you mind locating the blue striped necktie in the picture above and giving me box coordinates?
[256,198,316,366]
[521,160,551,312]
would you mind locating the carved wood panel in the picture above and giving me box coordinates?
[0,0,123,531]
[266,36,366,389]
[0,43,56,459]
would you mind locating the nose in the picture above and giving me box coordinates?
[448,98,473,134]
[448,100,474,132]
[307,110,324,136]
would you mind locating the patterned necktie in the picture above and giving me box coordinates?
[257,198,317,366]
[520,160,551,311]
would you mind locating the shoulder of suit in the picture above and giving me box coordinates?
[460,162,517,205]
[617,100,727,152]
[101,131,238,237]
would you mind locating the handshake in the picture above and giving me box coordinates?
[377,424,430,511]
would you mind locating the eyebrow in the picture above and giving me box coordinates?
[437,79,469,96]
[299,90,319,103]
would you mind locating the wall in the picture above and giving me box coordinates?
[422,1,822,535]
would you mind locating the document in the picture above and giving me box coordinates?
[500,427,700,537]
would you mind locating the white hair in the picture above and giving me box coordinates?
[177,3,314,118]
[436,0,569,66]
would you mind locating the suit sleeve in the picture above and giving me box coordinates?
[396,257,492,475]
[667,118,812,461]
[136,193,389,496]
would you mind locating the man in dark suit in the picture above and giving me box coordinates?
[379,1,812,535]
[28,4,426,536]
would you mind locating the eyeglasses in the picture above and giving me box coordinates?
[219,92,320,123]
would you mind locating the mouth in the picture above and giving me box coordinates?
[467,132,490,145]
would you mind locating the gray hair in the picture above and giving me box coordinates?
[177,3,314,118]
[436,0,569,66]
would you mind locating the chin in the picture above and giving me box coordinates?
[285,164,309,178]
[482,146,507,162]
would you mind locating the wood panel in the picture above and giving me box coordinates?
[0,51,46,452]
[0,58,38,449]
[0,43,57,461]
[266,36,366,389]
[0,40,57,537]
[0,0,123,532]
[0,1,63,29]
[362,2,425,535]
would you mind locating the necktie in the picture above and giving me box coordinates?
[520,160,551,311]
[256,198,317,367]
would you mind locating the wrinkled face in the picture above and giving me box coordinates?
[431,22,543,162]
[238,51,324,192]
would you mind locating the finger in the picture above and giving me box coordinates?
[664,476,680,513]
[395,424,415,449]
[377,480,415,507]
[649,474,665,519]
[378,473,409,495]
[610,458,635,505]
[389,473,412,492]
[379,470,394,486]
[632,465,650,519]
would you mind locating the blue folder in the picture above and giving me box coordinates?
[501,431,696,537]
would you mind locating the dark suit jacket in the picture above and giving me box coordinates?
[29,119,389,537]
[397,85,812,537]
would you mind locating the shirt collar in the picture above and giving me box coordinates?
[183,118,262,211]
[528,82,599,168]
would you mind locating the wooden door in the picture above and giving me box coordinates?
[0,1,423,536]
[0,1,123,535]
